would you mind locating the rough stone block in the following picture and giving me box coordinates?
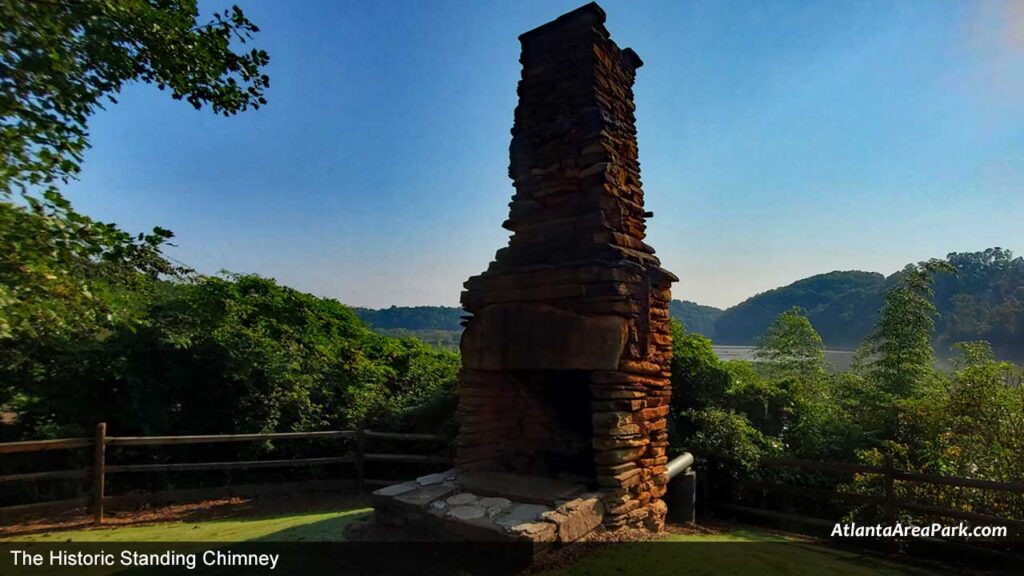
[511,522,557,543]
[543,497,605,543]
[461,303,628,371]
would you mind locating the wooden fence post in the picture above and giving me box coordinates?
[354,428,365,492]
[93,422,106,525]
[883,453,896,526]
[701,456,713,517]
[883,453,897,553]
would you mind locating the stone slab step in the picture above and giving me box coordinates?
[370,471,605,547]
[455,471,586,505]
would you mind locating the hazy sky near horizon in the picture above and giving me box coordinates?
[64,0,1024,309]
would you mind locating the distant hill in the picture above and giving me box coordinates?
[352,249,1024,360]
[712,271,886,349]
[932,248,1024,360]
[668,299,722,337]
[352,306,463,331]
[351,306,463,350]
[708,248,1024,360]
[351,302,725,345]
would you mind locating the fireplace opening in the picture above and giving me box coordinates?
[504,370,595,485]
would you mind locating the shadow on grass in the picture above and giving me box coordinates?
[247,510,370,542]
[0,491,372,538]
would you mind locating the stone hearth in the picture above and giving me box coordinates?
[372,469,604,552]
[373,1,676,543]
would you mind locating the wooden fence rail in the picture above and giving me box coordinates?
[703,452,1024,533]
[0,424,450,525]
[105,430,357,446]
[0,438,93,454]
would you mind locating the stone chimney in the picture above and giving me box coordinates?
[456,2,677,531]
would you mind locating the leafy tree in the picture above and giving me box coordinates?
[341,334,459,432]
[822,370,887,455]
[751,307,854,458]
[4,274,460,439]
[861,259,953,398]
[755,306,826,381]
[668,319,731,414]
[846,341,1024,523]
[1,0,270,196]
[682,407,778,471]
[722,360,780,428]
[0,194,185,413]
[668,320,780,469]
[937,341,1023,485]
[0,0,270,352]
[0,193,179,342]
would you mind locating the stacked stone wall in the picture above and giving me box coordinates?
[456,2,676,531]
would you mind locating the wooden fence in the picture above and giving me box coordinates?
[703,453,1024,534]
[0,424,450,524]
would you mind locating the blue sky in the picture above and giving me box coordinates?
[65,0,1024,309]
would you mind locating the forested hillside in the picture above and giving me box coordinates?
[352,302,726,349]
[354,249,1024,360]
[353,306,463,331]
[933,249,1024,360]
[352,306,464,350]
[667,300,722,337]
[710,248,1024,359]
[712,271,886,348]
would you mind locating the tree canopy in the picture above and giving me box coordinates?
[1,0,269,196]
[861,259,953,398]
[0,0,271,350]
[754,306,826,381]
[3,274,460,439]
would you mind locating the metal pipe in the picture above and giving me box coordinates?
[666,452,694,480]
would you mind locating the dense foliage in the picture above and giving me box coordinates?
[1,0,272,387]
[669,266,1024,526]
[2,274,458,440]
[371,328,461,351]
[0,1,459,444]
[0,195,179,345]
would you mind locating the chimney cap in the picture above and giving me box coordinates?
[518,2,606,41]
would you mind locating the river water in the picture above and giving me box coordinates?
[712,345,856,372]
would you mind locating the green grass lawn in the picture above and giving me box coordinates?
[1,508,372,542]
